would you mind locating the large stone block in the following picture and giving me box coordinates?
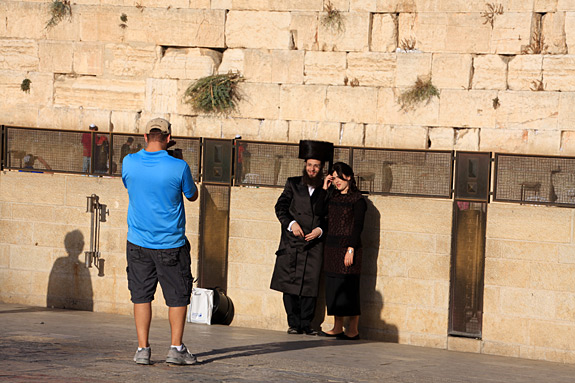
[508,55,543,91]
[529,320,575,349]
[499,288,557,319]
[407,253,450,280]
[289,12,320,51]
[0,71,53,108]
[483,315,528,344]
[271,50,304,84]
[303,51,347,85]
[471,55,507,90]
[485,258,531,288]
[405,307,447,335]
[495,91,559,131]
[378,197,452,234]
[154,48,221,80]
[428,127,454,150]
[280,84,327,121]
[287,120,341,143]
[544,56,575,91]
[220,118,261,139]
[145,78,178,114]
[564,12,575,52]
[103,43,157,78]
[454,127,480,150]
[230,83,281,120]
[38,41,74,73]
[340,122,364,146]
[542,11,568,54]
[491,13,533,54]
[447,337,481,353]
[370,13,397,52]
[558,92,575,132]
[395,53,432,88]
[365,124,429,149]
[559,0,575,11]
[535,0,559,12]
[4,2,46,39]
[326,86,379,123]
[317,12,370,52]
[347,52,396,87]
[531,263,575,293]
[479,128,526,152]
[54,75,145,111]
[431,53,472,89]
[73,42,104,76]
[0,40,39,71]
[226,11,292,50]
[439,89,496,128]
[377,88,440,127]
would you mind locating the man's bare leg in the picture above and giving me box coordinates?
[134,302,152,348]
[169,306,187,346]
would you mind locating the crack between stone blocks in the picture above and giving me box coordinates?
[469,55,475,90]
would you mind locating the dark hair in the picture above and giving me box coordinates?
[331,162,358,193]
[146,129,169,142]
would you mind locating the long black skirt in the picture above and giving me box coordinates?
[325,273,361,316]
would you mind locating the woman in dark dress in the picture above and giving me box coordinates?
[319,162,367,340]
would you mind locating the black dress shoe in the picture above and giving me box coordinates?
[318,330,344,337]
[301,327,318,336]
[337,333,360,340]
[287,327,302,335]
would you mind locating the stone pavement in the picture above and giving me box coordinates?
[1,303,575,383]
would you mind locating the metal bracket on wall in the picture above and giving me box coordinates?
[85,194,108,276]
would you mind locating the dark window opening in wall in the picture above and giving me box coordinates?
[449,201,487,338]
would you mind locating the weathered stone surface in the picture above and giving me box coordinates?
[317,12,370,52]
[560,130,575,154]
[194,116,222,138]
[544,56,575,91]
[110,111,141,134]
[226,11,291,50]
[54,75,146,111]
[4,2,46,39]
[558,92,575,131]
[326,86,378,123]
[280,84,327,121]
[439,89,496,128]
[244,50,273,82]
[347,52,396,87]
[258,119,289,141]
[340,122,365,146]
[154,48,221,80]
[232,83,281,120]
[472,55,507,90]
[221,118,261,139]
[495,91,559,131]
[542,12,568,54]
[564,12,575,52]
[289,12,320,51]
[431,53,472,89]
[482,128,560,154]
[508,55,543,91]
[491,13,533,54]
[454,127,479,150]
[377,87,440,127]
[0,40,38,71]
[287,120,341,142]
[0,72,53,107]
[73,43,104,76]
[350,0,423,12]
[535,0,559,12]
[395,53,433,88]
[365,124,429,149]
[271,50,304,84]
[428,127,454,149]
[38,41,74,73]
[0,105,39,127]
[371,13,397,52]
[103,43,157,78]
[38,106,82,130]
[448,337,481,353]
[303,51,347,85]
[146,78,178,114]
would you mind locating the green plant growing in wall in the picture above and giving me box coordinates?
[119,13,128,29]
[321,1,345,33]
[481,2,503,28]
[398,76,440,111]
[183,72,244,115]
[46,0,72,29]
[20,79,31,93]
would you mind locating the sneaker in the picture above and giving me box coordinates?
[133,347,151,365]
[166,344,198,365]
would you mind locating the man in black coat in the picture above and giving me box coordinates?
[271,140,333,335]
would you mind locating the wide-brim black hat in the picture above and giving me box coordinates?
[298,140,334,162]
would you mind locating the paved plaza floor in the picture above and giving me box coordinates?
[1,302,575,382]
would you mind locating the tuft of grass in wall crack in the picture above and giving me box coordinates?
[119,13,128,29]
[481,3,503,28]
[398,77,440,112]
[21,79,31,93]
[183,72,244,115]
[321,1,345,34]
[46,0,72,29]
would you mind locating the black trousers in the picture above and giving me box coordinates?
[283,293,316,330]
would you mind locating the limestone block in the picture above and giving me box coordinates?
[508,55,543,91]
[542,12,568,54]
[487,204,571,242]
[303,51,347,85]
[560,131,575,155]
[78,6,129,43]
[244,50,273,83]
[483,285,501,314]
[558,92,575,131]
[226,11,292,50]
[4,2,46,39]
[54,75,146,111]
[495,91,559,131]
[365,124,429,149]
[498,240,560,263]
[217,49,245,76]
[479,128,529,153]
[405,307,447,335]
[491,13,533,54]
[145,78,178,114]
[481,341,520,358]
[0,72,54,107]
[230,83,280,120]
[0,220,33,246]
[254,119,288,142]
[529,320,575,349]
[167,114,196,137]
[103,43,157,78]
[378,251,408,277]
[431,53,472,90]
[0,40,39,71]
[279,84,327,121]
[559,0,575,11]
[73,43,104,76]
[110,111,141,134]
[0,104,39,127]
[535,0,559,11]
[289,12,320,51]
[271,50,305,84]
[499,288,556,319]
[340,123,364,146]
[194,116,222,138]
[350,0,420,12]
[371,13,397,52]
[543,56,575,91]
[472,55,507,90]
[531,263,575,293]
[485,258,531,288]
[317,12,370,52]
[12,204,55,224]
[37,106,82,130]
[221,118,261,139]
[565,12,575,52]
[382,278,436,306]
[428,127,454,150]
[326,86,379,123]
[38,41,73,73]
[0,243,9,268]
[408,253,450,280]
[395,53,433,88]
[154,48,221,80]
[407,334,447,349]
[556,292,575,320]
[287,120,341,142]
[439,89,497,128]
[447,337,481,353]
[378,197,452,234]
[377,88,440,127]
[347,52,396,87]
[527,130,561,155]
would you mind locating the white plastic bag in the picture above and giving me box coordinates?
[187,287,213,325]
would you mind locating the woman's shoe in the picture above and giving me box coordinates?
[337,333,360,340]
[318,330,344,337]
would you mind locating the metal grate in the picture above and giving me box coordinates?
[235,141,300,187]
[352,148,453,197]
[494,154,575,207]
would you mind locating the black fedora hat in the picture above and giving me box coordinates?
[298,140,334,162]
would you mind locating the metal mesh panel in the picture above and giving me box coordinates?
[352,148,453,197]
[494,154,575,206]
[5,127,107,174]
[235,141,300,186]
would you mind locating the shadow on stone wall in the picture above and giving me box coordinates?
[46,230,94,311]
[359,198,398,343]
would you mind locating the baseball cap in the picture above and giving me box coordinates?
[145,118,171,135]
[89,124,97,130]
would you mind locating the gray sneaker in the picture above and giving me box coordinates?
[166,343,198,365]
[133,347,151,365]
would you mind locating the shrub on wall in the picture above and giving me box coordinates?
[398,76,440,111]
[46,0,72,29]
[183,72,244,115]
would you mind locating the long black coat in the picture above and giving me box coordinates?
[270,176,326,297]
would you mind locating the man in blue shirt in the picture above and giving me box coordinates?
[122,118,198,365]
